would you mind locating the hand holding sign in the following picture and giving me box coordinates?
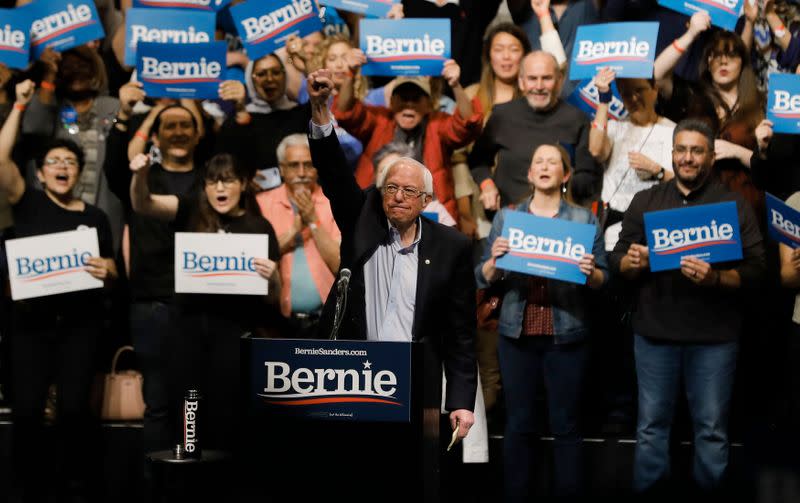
[85,257,116,281]
[387,2,404,18]
[578,253,597,277]
[756,119,774,152]
[218,80,246,108]
[15,79,35,105]
[253,257,277,280]
[345,48,367,73]
[687,11,712,37]
[680,256,718,286]
[791,248,800,273]
[491,236,510,260]
[441,59,461,89]
[744,0,758,22]
[594,67,615,93]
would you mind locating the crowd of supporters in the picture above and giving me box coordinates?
[1,0,800,501]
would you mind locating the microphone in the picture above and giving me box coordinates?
[330,269,351,341]
[337,268,351,292]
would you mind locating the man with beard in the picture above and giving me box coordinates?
[609,119,766,495]
[469,50,597,209]
[256,134,341,338]
[104,104,202,498]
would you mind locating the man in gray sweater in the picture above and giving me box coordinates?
[469,51,598,208]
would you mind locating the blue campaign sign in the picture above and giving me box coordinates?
[231,0,323,61]
[360,19,450,76]
[248,338,412,422]
[569,22,658,81]
[567,78,629,121]
[494,210,596,285]
[132,0,231,11]
[767,73,800,135]
[657,0,742,31]
[124,8,215,66]
[766,192,800,248]
[137,41,226,99]
[319,0,398,17]
[28,0,105,58]
[0,9,32,69]
[644,202,743,272]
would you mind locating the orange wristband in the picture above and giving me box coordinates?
[134,130,149,141]
[40,81,56,91]
[591,121,607,130]
[672,39,686,54]
[13,103,26,112]
[479,179,496,192]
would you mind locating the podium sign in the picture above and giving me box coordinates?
[248,338,412,422]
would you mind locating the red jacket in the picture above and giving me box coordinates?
[333,97,483,219]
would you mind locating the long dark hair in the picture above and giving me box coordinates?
[477,23,531,124]
[697,31,763,132]
[191,153,258,232]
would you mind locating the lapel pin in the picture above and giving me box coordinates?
[425,259,430,265]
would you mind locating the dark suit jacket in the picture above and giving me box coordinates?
[310,131,477,412]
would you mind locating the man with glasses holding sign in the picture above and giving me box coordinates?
[305,68,477,498]
[610,119,766,495]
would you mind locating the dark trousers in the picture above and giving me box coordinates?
[497,336,588,502]
[130,301,174,454]
[10,310,102,503]
[169,309,247,454]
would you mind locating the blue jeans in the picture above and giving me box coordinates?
[633,334,738,492]
[498,336,587,502]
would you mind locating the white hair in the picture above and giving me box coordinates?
[375,157,434,196]
[276,134,310,164]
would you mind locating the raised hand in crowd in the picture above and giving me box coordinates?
[16,79,35,106]
[755,119,774,155]
[309,69,335,124]
[386,2,404,18]
[285,34,308,73]
[654,11,711,97]
[117,81,145,121]
[38,47,60,103]
[588,67,615,160]
[336,49,366,113]
[219,80,247,111]
[530,0,550,17]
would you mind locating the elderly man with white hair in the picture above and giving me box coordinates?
[304,68,478,497]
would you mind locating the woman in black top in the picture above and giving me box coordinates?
[129,150,280,455]
[0,79,117,502]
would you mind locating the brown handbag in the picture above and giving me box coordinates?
[98,346,145,421]
[476,287,502,331]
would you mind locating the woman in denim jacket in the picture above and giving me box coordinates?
[475,143,608,502]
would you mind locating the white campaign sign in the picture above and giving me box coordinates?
[5,228,102,300]
[174,232,269,295]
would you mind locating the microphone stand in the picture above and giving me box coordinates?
[329,273,349,340]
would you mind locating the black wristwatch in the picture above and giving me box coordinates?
[655,167,665,181]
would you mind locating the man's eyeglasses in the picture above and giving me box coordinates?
[253,68,284,79]
[673,146,708,157]
[382,184,426,200]
[44,157,79,168]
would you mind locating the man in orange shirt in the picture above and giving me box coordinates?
[257,134,341,338]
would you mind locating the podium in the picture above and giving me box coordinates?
[242,337,442,501]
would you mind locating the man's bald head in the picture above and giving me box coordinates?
[518,50,563,111]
